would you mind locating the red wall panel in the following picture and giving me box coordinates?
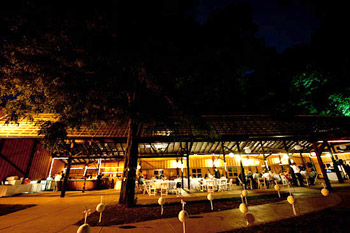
[0,139,53,181]
[28,143,52,180]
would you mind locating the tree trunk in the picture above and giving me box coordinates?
[61,157,71,197]
[118,119,140,207]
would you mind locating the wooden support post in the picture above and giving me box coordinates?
[236,141,246,186]
[221,141,227,178]
[61,156,72,197]
[181,156,184,189]
[299,152,307,169]
[312,142,332,191]
[283,141,298,186]
[326,141,343,183]
[186,154,190,190]
[176,157,179,176]
[26,139,39,177]
[259,141,269,171]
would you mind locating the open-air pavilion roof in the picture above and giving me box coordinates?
[1,114,350,164]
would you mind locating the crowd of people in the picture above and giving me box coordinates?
[236,163,319,189]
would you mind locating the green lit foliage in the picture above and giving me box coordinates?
[291,70,328,114]
[291,68,350,117]
[328,94,350,117]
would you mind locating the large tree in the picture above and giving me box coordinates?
[0,0,196,206]
[1,0,275,206]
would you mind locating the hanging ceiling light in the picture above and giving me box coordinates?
[244,147,251,154]
[294,145,302,150]
[339,145,347,150]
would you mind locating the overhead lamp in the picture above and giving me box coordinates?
[229,153,234,158]
[339,145,347,150]
[244,147,251,154]
[294,145,302,150]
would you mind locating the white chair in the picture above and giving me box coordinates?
[149,183,156,196]
[218,179,227,192]
[281,175,290,186]
[207,180,215,193]
[171,182,181,196]
[199,179,206,192]
[258,178,267,189]
[143,183,149,194]
[160,182,168,196]
[246,179,253,190]
[226,179,233,190]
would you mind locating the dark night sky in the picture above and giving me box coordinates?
[195,0,320,53]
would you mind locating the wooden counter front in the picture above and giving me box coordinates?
[58,180,98,191]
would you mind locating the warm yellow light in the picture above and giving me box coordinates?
[248,159,254,166]
[254,160,260,165]
[214,160,220,167]
[229,153,234,158]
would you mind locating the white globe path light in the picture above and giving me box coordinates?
[178,199,189,233]
[239,203,248,214]
[207,193,214,210]
[77,209,91,233]
[321,183,330,197]
[239,184,248,214]
[274,180,281,198]
[158,197,165,215]
[287,185,296,216]
[96,196,105,223]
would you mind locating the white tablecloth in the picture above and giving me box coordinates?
[0,184,33,197]
[31,183,42,193]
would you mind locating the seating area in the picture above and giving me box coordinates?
[0,176,43,197]
[139,177,237,196]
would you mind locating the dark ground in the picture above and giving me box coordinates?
[0,204,36,216]
[77,193,289,226]
[222,186,350,233]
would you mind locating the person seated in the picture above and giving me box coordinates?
[207,169,214,179]
[262,170,272,180]
[252,172,260,180]
[23,177,31,184]
[308,169,317,185]
[283,171,292,182]
[300,170,308,177]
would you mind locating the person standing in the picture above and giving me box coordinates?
[214,167,221,179]
[291,163,304,187]
[54,173,62,191]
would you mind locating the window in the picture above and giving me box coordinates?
[154,169,163,176]
[191,168,202,178]
[228,167,238,177]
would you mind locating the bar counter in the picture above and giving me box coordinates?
[58,179,98,191]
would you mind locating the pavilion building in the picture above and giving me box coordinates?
[1,114,350,191]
